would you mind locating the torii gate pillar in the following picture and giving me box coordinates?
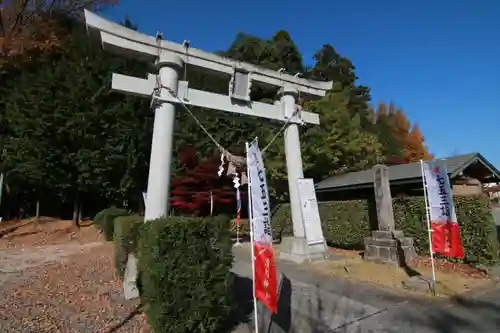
[144,54,183,221]
[278,85,328,263]
[279,85,305,238]
[123,54,183,300]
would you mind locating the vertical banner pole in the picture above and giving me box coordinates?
[236,220,241,245]
[234,179,242,247]
[0,173,3,207]
[420,160,437,295]
[0,173,3,222]
[210,191,213,217]
[246,142,260,333]
[236,187,241,246]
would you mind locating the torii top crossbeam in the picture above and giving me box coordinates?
[84,10,333,98]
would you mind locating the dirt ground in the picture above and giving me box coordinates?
[0,217,104,249]
[308,248,493,297]
[0,218,149,333]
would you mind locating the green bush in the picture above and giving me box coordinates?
[273,195,498,265]
[456,196,499,265]
[394,196,498,265]
[138,215,234,333]
[392,197,428,254]
[273,200,371,249]
[93,207,130,241]
[113,214,144,277]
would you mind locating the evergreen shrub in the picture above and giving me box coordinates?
[113,214,144,277]
[273,195,498,265]
[93,207,129,241]
[137,215,233,333]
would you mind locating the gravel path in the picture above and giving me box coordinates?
[0,242,104,287]
[0,242,147,333]
[0,242,104,273]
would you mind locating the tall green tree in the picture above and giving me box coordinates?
[270,30,304,74]
[310,44,374,130]
[302,84,383,180]
[373,102,404,164]
[0,17,151,221]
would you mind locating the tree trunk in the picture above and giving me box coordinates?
[72,196,80,228]
[35,199,40,222]
[78,201,82,224]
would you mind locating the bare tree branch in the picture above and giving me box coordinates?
[10,0,30,36]
[0,8,5,38]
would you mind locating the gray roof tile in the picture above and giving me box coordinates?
[315,153,479,191]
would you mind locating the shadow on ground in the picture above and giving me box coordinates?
[219,274,255,332]
[353,286,500,333]
[405,294,500,333]
[222,273,361,333]
[220,274,300,333]
[105,303,143,333]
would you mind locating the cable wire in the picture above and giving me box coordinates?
[152,34,299,160]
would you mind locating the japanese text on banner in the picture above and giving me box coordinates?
[247,139,278,313]
[422,160,464,258]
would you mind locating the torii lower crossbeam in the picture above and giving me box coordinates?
[112,73,320,125]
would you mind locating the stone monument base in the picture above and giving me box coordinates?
[280,236,328,264]
[364,230,415,267]
[123,253,140,300]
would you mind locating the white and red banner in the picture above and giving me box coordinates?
[246,139,278,313]
[422,160,464,258]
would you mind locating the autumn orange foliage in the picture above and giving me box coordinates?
[405,123,433,162]
[0,0,118,65]
[376,102,433,163]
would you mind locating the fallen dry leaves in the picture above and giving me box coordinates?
[0,218,149,333]
[0,240,149,332]
[324,247,491,297]
[328,247,488,278]
[410,256,488,278]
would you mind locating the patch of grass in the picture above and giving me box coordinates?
[309,251,492,297]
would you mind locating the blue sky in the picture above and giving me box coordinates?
[104,0,500,168]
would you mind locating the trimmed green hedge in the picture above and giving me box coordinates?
[93,207,130,241]
[273,200,373,249]
[113,214,144,277]
[273,195,498,266]
[137,215,234,333]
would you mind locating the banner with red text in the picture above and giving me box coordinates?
[422,160,464,258]
[246,139,278,313]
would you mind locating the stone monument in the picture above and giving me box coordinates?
[364,165,415,266]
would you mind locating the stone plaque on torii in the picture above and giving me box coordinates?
[84,10,332,299]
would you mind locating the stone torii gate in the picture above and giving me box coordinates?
[84,10,332,296]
